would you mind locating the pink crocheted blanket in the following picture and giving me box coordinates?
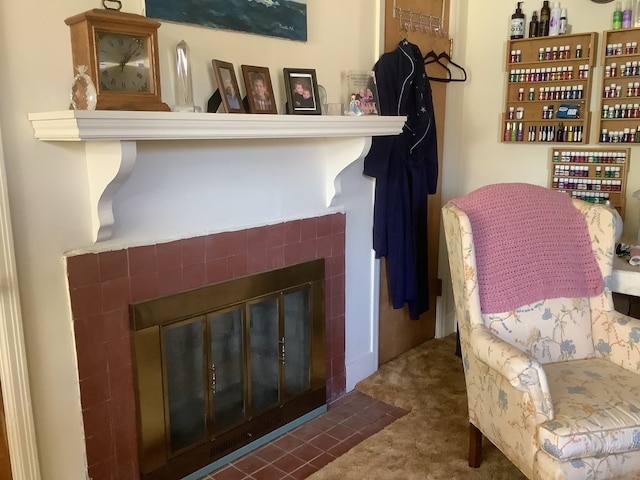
[451,183,604,314]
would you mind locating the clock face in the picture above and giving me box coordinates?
[97,31,150,93]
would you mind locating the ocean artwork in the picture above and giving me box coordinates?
[146,0,307,41]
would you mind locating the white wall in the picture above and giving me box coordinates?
[0,1,383,478]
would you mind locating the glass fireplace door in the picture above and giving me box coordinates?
[132,258,325,480]
[248,296,280,416]
[163,317,207,454]
[160,287,314,458]
[283,289,311,399]
[208,308,245,434]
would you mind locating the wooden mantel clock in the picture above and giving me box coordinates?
[64,5,170,111]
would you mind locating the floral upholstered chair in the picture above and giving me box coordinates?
[442,183,640,480]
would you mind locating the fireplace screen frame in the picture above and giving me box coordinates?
[131,259,326,480]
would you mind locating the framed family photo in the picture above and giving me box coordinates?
[241,65,277,114]
[212,60,245,113]
[283,68,322,115]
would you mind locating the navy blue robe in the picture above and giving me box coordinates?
[364,40,439,320]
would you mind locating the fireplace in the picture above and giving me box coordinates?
[65,213,346,480]
[132,259,326,479]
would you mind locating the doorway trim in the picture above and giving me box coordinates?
[0,125,41,479]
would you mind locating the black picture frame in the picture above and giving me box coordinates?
[283,68,322,115]
[212,59,245,113]
[241,65,278,114]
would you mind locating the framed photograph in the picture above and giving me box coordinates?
[241,65,278,114]
[283,68,322,115]
[346,71,379,116]
[212,60,245,113]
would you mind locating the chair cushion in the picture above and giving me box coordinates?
[539,359,640,461]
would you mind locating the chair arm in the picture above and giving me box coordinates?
[592,309,640,373]
[470,326,555,423]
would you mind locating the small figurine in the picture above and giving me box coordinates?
[344,94,363,116]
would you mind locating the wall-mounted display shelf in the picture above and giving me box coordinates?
[548,147,630,218]
[597,27,640,144]
[503,32,598,144]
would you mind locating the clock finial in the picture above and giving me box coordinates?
[102,0,122,11]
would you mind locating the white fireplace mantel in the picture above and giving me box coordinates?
[29,110,405,243]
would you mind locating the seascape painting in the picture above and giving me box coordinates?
[146,0,307,41]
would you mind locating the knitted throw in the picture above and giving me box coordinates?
[451,183,604,314]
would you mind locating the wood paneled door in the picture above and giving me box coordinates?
[378,0,450,364]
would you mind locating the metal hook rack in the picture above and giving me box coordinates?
[393,0,447,36]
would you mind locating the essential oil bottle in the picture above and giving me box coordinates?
[540,1,551,36]
[511,1,525,39]
[529,11,540,37]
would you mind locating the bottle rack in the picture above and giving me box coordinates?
[597,27,640,144]
[503,32,598,144]
[548,147,630,217]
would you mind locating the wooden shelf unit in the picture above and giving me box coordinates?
[548,147,630,218]
[503,32,598,144]
[597,27,640,144]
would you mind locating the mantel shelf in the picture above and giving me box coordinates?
[28,110,405,243]
[28,110,406,141]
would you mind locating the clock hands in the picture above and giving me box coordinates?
[119,42,142,72]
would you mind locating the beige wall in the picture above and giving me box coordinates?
[0,0,638,477]
[443,0,640,234]
[439,0,640,334]
[438,0,640,334]
[0,1,383,478]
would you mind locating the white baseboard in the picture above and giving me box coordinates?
[435,295,457,339]
[345,350,377,392]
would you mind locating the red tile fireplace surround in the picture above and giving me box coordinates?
[65,213,346,480]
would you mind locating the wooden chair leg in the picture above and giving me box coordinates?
[469,423,482,468]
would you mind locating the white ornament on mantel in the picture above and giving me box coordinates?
[28,110,406,243]
[70,65,97,111]
[173,40,201,113]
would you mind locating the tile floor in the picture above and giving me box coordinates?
[199,390,408,480]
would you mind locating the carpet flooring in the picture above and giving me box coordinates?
[308,333,526,480]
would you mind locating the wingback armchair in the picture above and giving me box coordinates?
[442,183,640,480]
